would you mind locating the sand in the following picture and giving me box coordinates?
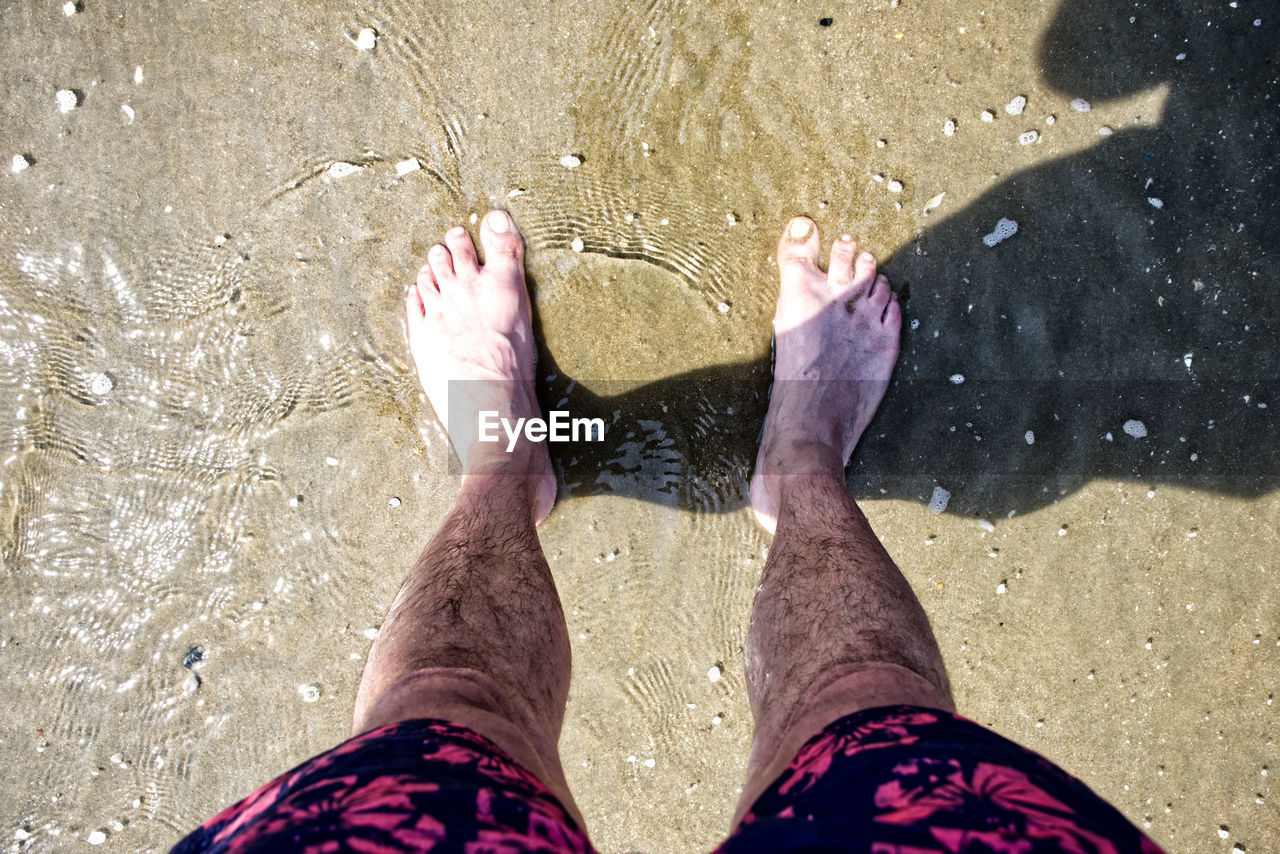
[1,0,1277,851]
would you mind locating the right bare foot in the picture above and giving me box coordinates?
[405,211,556,523]
[750,217,902,533]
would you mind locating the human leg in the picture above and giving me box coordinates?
[350,211,578,820]
[737,217,953,821]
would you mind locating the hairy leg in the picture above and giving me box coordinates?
[352,212,578,821]
[738,218,953,822]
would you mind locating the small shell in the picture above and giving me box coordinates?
[354,28,377,51]
[56,89,79,113]
[1018,130,1039,145]
[559,154,582,169]
[943,118,956,136]
[326,161,362,179]
[923,192,946,214]
[1005,95,1027,116]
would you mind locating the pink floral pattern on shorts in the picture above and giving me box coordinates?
[173,707,1165,853]
[717,705,1166,854]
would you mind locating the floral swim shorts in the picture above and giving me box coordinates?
[172,704,1165,853]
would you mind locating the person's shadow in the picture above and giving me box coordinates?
[536,0,1280,518]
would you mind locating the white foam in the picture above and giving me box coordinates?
[982,217,1018,247]
[1123,419,1148,438]
[928,486,951,514]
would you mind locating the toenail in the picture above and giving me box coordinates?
[487,210,511,233]
[841,234,854,242]
[788,219,813,241]
[860,251,874,263]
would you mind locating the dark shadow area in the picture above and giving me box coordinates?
[535,0,1279,518]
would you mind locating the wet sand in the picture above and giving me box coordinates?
[1,1,1277,851]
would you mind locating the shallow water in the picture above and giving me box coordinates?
[2,0,1278,851]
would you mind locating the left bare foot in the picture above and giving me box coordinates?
[750,217,902,533]
[405,211,556,523]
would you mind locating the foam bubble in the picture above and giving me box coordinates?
[928,486,951,514]
[982,217,1018,247]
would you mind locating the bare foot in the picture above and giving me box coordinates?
[405,210,556,523]
[749,217,902,533]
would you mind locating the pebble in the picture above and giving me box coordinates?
[1122,419,1148,438]
[570,237,585,252]
[1070,98,1092,112]
[980,110,994,122]
[326,161,361,179]
[949,374,965,385]
[1018,130,1039,145]
[1098,126,1114,136]
[943,118,956,136]
[928,486,951,514]
[299,684,320,702]
[1218,827,1230,839]
[14,829,31,841]
[996,582,1007,595]
[887,179,903,193]
[354,28,377,51]
[387,496,401,507]
[1005,95,1027,116]
[11,154,30,173]
[87,831,106,846]
[63,1,78,14]
[1045,114,1055,126]
[923,192,946,214]
[121,104,135,123]
[395,157,421,176]
[978,519,995,533]
[559,154,582,169]
[717,302,730,313]
[707,664,722,682]
[88,372,113,395]
[1025,430,1035,445]
[56,89,79,113]
[1147,197,1164,209]
[982,217,1018,247]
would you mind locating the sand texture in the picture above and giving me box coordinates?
[1,0,1277,851]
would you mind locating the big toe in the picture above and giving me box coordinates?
[776,216,821,279]
[479,209,524,273]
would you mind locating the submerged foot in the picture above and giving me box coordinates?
[405,210,556,523]
[750,217,902,533]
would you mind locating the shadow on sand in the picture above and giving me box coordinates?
[535,0,1279,518]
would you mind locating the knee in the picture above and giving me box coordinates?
[354,666,525,736]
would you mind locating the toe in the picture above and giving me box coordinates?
[427,243,455,282]
[827,234,858,291]
[406,282,427,322]
[443,226,480,278]
[416,261,439,293]
[881,289,902,329]
[777,216,821,276]
[867,273,892,309]
[851,250,878,294]
[479,210,524,273]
